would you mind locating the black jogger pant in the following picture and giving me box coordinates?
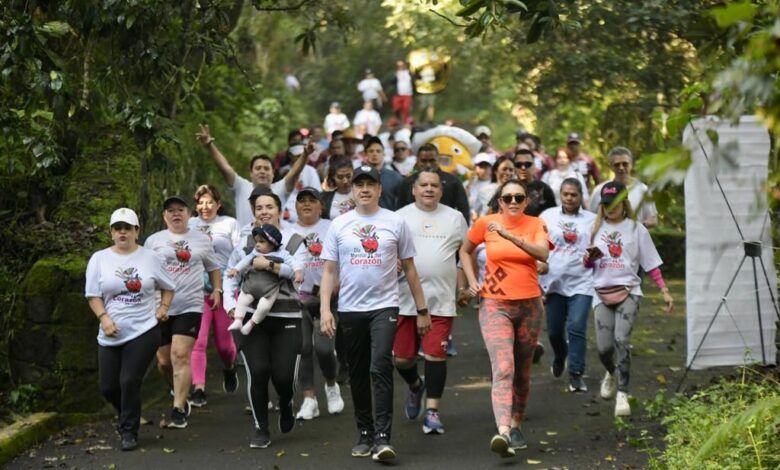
[339,307,398,440]
[98,324,161,437]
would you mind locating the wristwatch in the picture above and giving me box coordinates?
[416,307,429,316]
[267,261,275,272]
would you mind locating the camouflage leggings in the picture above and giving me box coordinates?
[479,297,544,429]
[593,295,640,393]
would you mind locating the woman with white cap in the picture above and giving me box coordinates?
[145,195,222,430]
[85,208,175,451]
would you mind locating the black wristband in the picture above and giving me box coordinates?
[416,307,429,316]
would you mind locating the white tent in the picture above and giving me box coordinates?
[684,116,778,369]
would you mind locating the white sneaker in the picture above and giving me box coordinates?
[615,391,631,416]
[295,397,320,420]
[600,371,616,399]
[325,383,345,415]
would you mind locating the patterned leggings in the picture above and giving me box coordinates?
[593,295,640,393]
[479,297,543,429]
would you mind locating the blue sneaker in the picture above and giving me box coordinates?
[404,378,426,420]
[422,409,445,434]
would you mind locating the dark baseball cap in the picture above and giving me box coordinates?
[600,181,627,206]
[296,186,321,201]
[252,223,282,248]
[163,195,188,209]
[567,132,582,144]
[352,165,381,183]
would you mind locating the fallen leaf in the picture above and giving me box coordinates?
[656,374,667,385]
[276,450,285,457]
[669,366,681,372]
[527,459,542,464]
[545,431,558,436]
[108,465,116,470]
[605,454,616,461]
[539,440,549,445]
[163,447,176,453]
[300,453,309,457]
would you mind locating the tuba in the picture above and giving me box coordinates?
[408,49,452,95]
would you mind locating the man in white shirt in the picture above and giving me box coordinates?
[320,165,430,462]
[357,68,386,108]
[324,102,350,137]
[196,124,311,227]
[353,101,382,138]
[394,169,467,436]
[588,146,658,228]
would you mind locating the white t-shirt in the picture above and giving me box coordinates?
[281,165,322,224]
[188,215,241,269]
[353,109,382,137]
[589,179,658,225]
[469,179,493,216]
[322,208,416,312]
[541,168,590,206]
[396,70,413,96]
[330,191,355,220]
[223,226,305,317]
[291,219,331,294]
[388,157,416,176]
[85,247,175,346]
[232,174,288,228]
[144,229,219,316]
[590,218,663,306]
[324,112,350,136]
[396,204,467,316]
[357,77,383,102]
[539,208,596,297]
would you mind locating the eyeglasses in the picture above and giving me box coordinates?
[613,162,630,168]
[500,194,527,204]
[514,161,533,169]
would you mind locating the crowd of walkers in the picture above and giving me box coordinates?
[84,104,674,461]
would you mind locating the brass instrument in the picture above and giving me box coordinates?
[408,49,452,95]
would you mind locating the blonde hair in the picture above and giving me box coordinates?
[590,197,635,243]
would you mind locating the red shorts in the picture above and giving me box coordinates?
[392,95,412,115]
[393,315,453,359]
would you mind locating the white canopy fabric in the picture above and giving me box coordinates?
[684,116,778,369]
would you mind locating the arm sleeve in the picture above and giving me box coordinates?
[321,222,340,262]
[153,253,176,291]
[467,217,487,246]
[85,253,102,298]
[232,251,256,274]
[532,218,554,249]
[397,219,417,260]
[202,239,220,272]
[229,218,242,250]
[637,224,663,272]
[280,249,302,275]
[647,267,666,290]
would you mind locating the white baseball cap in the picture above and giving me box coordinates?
[110,208,139,227]
[475,125,491,138]
[473,152,496,166]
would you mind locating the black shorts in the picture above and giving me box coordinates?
[160,312,202,345]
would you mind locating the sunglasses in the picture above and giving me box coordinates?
[500,194,527,204]
[514,161,533,169]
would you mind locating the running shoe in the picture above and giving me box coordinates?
[278,400,295,433]
[446,335,458,356]
[404,377,426,420]
[190,388,207,407]
[569,374,588,393]
[532,342,545,364]
[371,433,396,461]
[183,399,192,417]
[509,428,528,451]
[325,383,345,414]
[551,356,565,378]
[600,371,616,399]
[167,407,187,429]
[615,391,631,416]
[490,433,515,458]
[422,409,445,434]
[351,430,373,457]
[223,365,239,394]
[295,397,320,420]
[250,429,271,449]
[120,432,138,452]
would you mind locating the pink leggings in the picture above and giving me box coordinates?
[479,297,543,429]
[191,295,237,386]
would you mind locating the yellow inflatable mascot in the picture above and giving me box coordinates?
[412,126,481,179]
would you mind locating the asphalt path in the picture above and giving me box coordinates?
[9,289,704,469]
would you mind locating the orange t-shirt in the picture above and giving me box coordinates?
[467,213,550,300]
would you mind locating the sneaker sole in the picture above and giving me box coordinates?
[167,422,187,429]
[490,436,515,458]
[351,450,371,458]
[569,386,588,393]
[190,400,207,407]
[372,448,396,461]
[249,440,271,449]
[422,425,444,434]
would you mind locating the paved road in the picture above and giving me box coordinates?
[9,288,708,469]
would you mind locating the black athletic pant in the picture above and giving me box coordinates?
[298,299,338,390]
[98,325,161,437]
[339,307,398,440]
[236,316,302,432]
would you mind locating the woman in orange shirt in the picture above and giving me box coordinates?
[460,180,551,459]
